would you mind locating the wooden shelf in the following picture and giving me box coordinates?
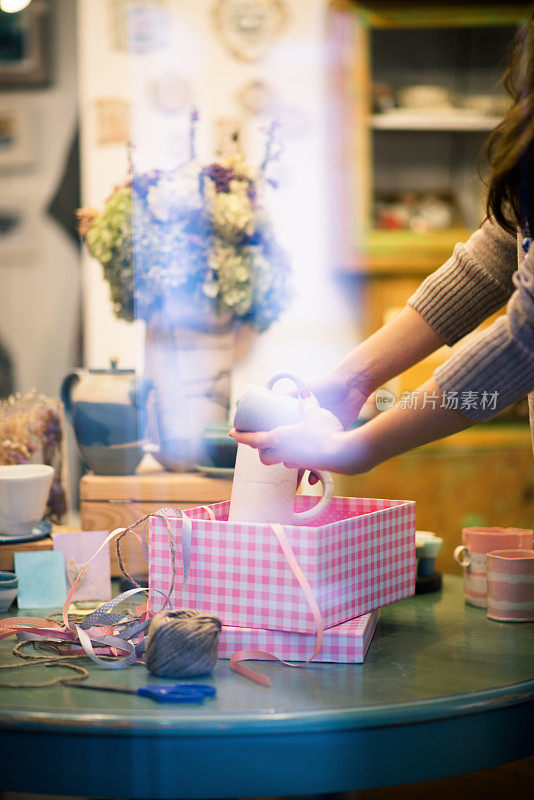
[371,110,502,131]
[329,4,525,279]
[358,4,529,29]
[337,226,473,275]
[406,423,532,452]
[80,470,232,503]
[0,525,77,573]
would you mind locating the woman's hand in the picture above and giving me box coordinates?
[230,423,344,472]
[230,393,373,474]
[304,369,370,429]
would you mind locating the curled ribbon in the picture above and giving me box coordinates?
[229,523,324,687]
[0,504,323,687]
[0,507,194,668]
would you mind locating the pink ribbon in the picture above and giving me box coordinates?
[0,525,146,664]
[229,522,324,687]
[1,509,325,687]
[0,506,207,665]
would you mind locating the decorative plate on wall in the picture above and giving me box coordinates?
[236,79,276,116]
[212,0,289,62]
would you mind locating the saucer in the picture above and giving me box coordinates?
[0,519,53,544]
[197,465,235,479]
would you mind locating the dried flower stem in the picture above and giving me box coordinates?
[261,121,283,173]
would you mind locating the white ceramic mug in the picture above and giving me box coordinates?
[228,443,334,525]
[233,372,305,433]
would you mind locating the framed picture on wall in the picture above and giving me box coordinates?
[0,0,51,88]
[94,97,130,146]
[108,0,169,54]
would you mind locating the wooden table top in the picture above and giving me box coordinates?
[0,576,533,797]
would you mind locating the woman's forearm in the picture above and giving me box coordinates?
[231,377,474,475]
[338,377,473,473]
[334,306,446,396]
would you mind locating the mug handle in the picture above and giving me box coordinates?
[453,544,471,568]
[267,372,307,395]
[290,470,334,524]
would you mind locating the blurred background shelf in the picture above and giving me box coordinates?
[370,110,502,131]
[334,424,534,577]
[330,2,525,283]
[337,227,473,275]
[329,3,530,445]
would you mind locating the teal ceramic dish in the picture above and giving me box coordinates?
[201,424,237,469]
[415,531,443,577]
[0,571,18,612]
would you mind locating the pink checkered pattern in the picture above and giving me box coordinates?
[148,496,415,633]
[218,611,379,663]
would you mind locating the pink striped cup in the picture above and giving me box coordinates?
[487,549,534,622]
[453,527,533,608]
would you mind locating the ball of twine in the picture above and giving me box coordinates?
[145,609,222,678]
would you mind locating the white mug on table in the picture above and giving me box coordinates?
[229,372,336,525]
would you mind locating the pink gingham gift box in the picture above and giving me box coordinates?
[219,610,379,663]
[148,496,415,633]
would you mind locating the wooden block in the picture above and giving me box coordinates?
[80,470,233,503]
[80,500,204,578]
[80,470,233,578]
[0,525,76,572]
[0,537,53,572]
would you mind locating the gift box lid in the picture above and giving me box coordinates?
[218,611,379,663]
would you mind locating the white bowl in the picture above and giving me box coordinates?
[0,464,54,536]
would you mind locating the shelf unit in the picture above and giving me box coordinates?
[328,1,529,280]
[327,0,532,434]
[352,226,473,274]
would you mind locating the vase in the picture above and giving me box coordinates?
[144,301,235,471]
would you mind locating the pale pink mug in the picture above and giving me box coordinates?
[453,527,533,607]
[487,549,534,622]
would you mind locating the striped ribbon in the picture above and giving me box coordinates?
[0,507,193,668]
[1,505,323,686]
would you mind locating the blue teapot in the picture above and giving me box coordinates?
[61,360,154,475]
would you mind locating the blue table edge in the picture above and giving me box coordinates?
[1,677,533,736]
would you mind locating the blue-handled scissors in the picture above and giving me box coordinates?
[72,682,216,703]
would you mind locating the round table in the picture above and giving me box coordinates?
[0,575,533,798]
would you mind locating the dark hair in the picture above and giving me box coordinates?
[485,15,534,236]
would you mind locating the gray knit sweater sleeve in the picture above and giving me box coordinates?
[408,219,534,421]
[433,244,534,420]
[407,217,517,345]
